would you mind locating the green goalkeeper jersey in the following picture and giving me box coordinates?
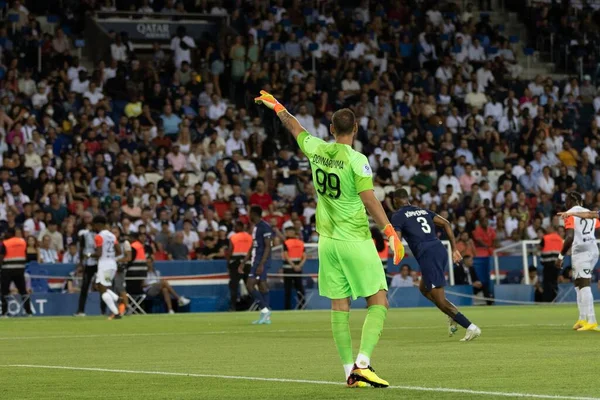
[297,131,373,241]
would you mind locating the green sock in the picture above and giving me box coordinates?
[358,305,387,363]
[331,310,353,365]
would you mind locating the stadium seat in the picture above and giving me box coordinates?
[487,170,503,190]
[144,173,162,185]
[383,185,396,195]
[373,186,386,201]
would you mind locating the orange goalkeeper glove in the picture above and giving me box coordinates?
[383,224,405,265]
[254,90,287,114]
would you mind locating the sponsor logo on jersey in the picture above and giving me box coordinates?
[363,164,372,176]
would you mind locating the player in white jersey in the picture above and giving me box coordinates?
[556,192,600,331]
[93,216,123,320]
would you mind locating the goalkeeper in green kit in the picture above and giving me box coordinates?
[255,90,405,388]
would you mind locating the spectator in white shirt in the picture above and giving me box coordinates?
[438,166,462,194]
[476,62,495,89]
[537,167,555,195]
[201,172,220,201]
[498,108,519,136]
[446,106,464,134]
[341,71,360,96]
[435,56,454,85]
[208,94,227,121]
[18,69,36,97]
[70,70,89,94]
[171,26,196,69]
[225,129,247,157]
[92,108,115,128]
[181,220,200,252]
[38,235,58,264]
[311,118,329,140]
[110,35,128,62]
[198,210,219,235]
[390,265,415,287]
[528,75,545,96]
[583,139,598,164]
[83,82,104,105]
[31,83,49,109]
[138,0,153,13]
[67,58,86,82]
[484,97,504,121]
[505,208,519,236]
[468,39,486,65]
[398,159,416,184]
[295,105,314,130]
[453,36,469,64]
[455,139,475,164]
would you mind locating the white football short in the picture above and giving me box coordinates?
[95,267,116,287]
[571,251,599,280]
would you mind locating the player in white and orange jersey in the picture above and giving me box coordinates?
[93,215,122,320]
[556,192,600,331]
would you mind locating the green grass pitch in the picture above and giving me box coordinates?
[0,305,599,400]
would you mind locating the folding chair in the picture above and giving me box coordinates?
[295,290,316,310]
[248,300,260,312]
[126,293,147,315]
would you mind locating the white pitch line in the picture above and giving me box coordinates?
[3,364,598,400]
[0,323,567,341]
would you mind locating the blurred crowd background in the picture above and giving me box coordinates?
[1,0,600,265]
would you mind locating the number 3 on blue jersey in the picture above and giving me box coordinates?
[417,217,431,233]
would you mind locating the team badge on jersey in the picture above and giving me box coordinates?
[363,164,372,176]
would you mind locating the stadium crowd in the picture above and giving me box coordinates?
[0,0,599,268]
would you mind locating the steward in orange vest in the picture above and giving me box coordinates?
[227,221,253,310]
[125,233,148,295]
[539,226,564,302]
[0,227,31,316]
[283,226,306,310]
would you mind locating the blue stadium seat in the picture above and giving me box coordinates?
[523,47,534,56]
[509,35,520,44]
[47,15,59,23]
[308,42,319,52]
[8,13,19,23]
[379,43,392,52]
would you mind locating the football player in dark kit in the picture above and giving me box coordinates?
[391,189,481,341]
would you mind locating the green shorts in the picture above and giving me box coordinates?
[318,236,388,300]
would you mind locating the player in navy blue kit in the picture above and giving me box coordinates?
[243,205,273,324]
[391,189,481,341]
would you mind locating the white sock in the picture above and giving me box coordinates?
[102,292,120,315]
[576,288,585,320]
[581,287,596,324]
[260,307,269,313]
[107,289,119,302]
[467,324,476,330]
[343,364,353,379]
[356,353,370,369]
